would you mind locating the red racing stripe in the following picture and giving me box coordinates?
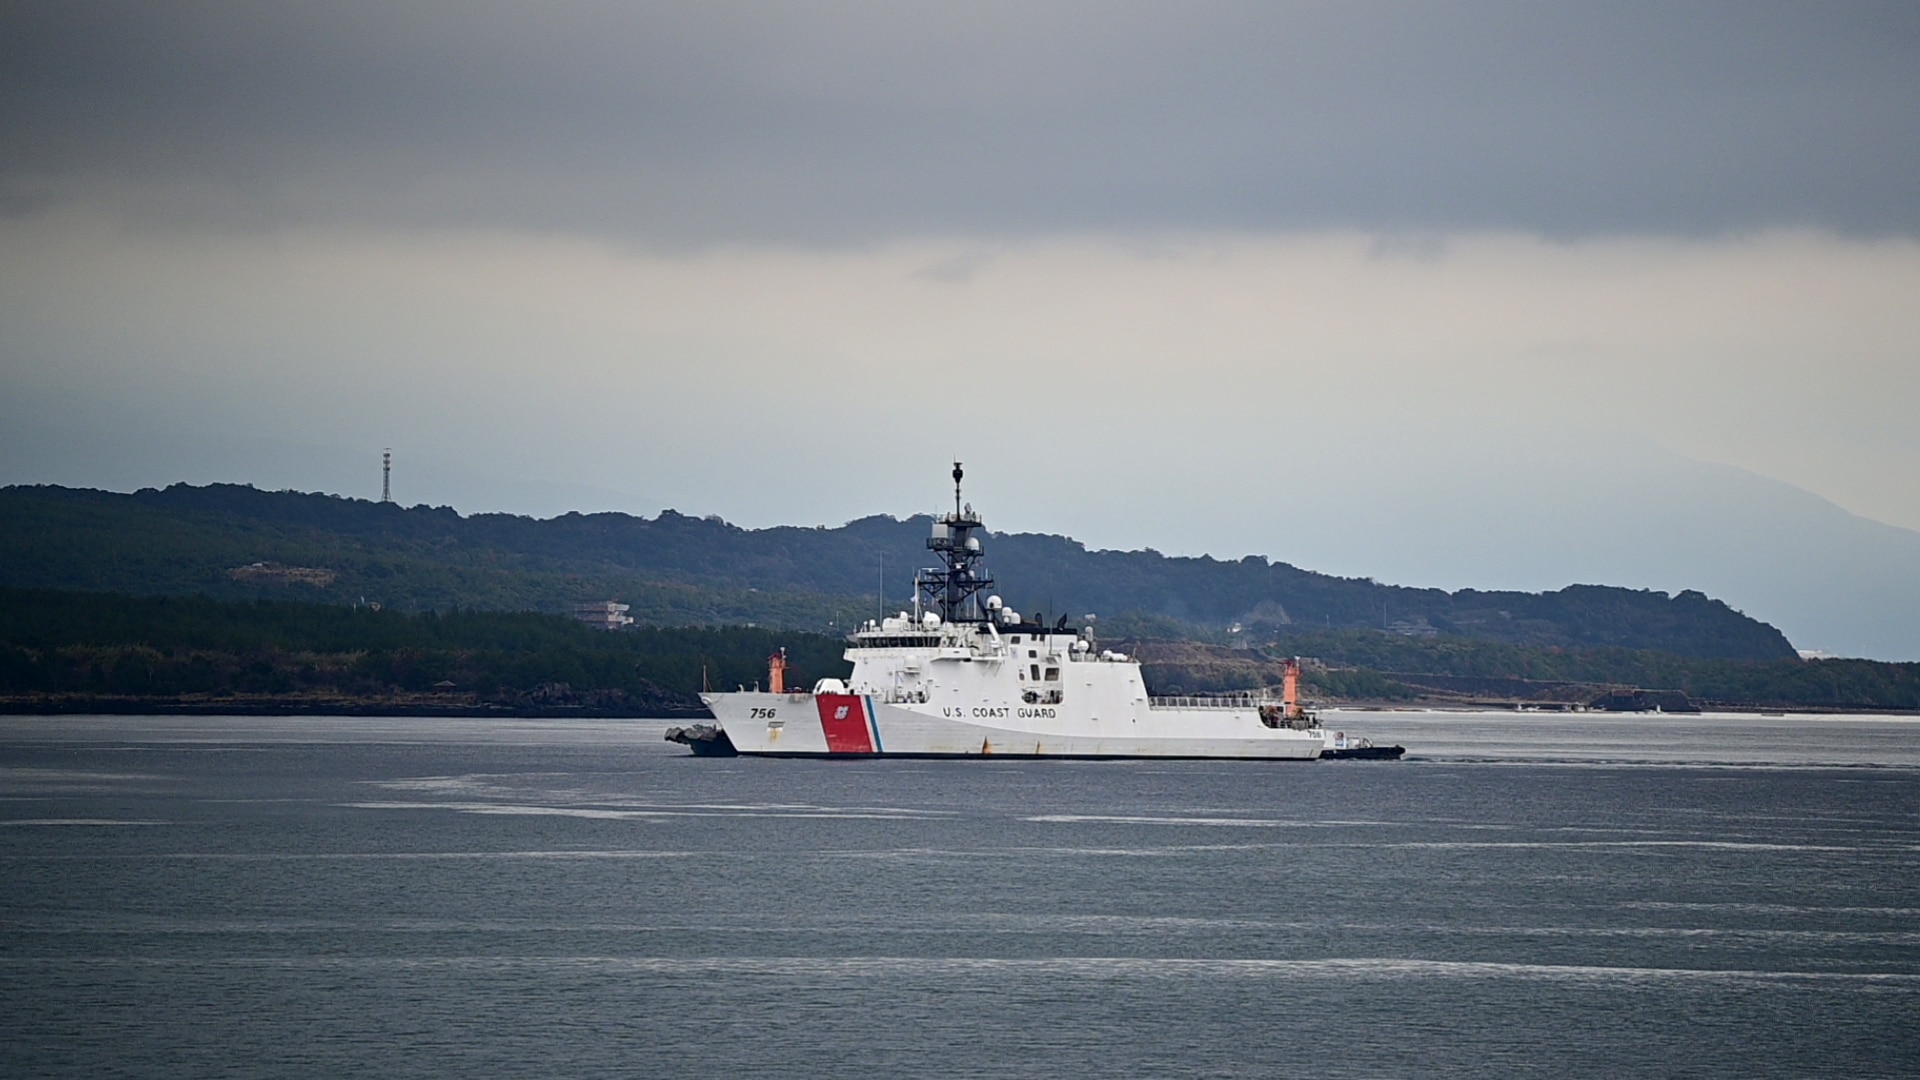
[816,694,875,754]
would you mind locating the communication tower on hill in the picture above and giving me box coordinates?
[381,449,392,504]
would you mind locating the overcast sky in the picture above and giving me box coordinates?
[3,3,1919,654]
[5,3,1918,239]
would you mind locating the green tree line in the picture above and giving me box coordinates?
[0,586,849,711]
[1,483,1796,659]
[1128,628,1920,710]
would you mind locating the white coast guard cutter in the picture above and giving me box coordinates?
[696,465,1324,760]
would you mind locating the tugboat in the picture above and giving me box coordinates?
[688,464,1335,759]
[1319,731,1406,761]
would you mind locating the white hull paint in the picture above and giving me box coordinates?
[703,678,1324,760]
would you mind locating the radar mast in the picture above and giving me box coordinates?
[916,462,995,624]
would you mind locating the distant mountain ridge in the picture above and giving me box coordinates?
[0,483,1798,660]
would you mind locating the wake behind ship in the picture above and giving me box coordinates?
[695,465,1326,760]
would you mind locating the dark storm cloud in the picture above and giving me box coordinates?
[2,1,1917,242]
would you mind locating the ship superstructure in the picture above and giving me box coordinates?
[698,465,1324,759]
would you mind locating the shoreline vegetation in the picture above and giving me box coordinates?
[3,586,1916,718]
[3,482,1798,662]
[0,587,844,720]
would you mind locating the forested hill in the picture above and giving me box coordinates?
[0,586,846,716]
[0,483,1797,660]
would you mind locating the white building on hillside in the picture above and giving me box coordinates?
[572,600,634,630]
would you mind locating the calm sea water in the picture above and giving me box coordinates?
[3,712,1918,1078]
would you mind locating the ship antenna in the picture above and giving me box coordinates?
[917,462,994,625]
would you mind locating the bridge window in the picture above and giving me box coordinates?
[851,634,945,649]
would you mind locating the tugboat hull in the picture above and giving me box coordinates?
[1320,744,1405,760]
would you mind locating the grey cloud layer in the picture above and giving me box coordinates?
[4,1,1917,241]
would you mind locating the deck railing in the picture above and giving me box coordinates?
[1146,694,1275,710]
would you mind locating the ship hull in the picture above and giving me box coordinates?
[687,468,1331,761]
[702,692,1323,760]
